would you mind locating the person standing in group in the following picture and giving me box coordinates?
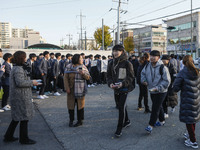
[137,53,151,113]
[3,51,39,144]
[141,50,171,133]
[26,53,37,80]
[161,55,177,119]
[173,55,200,149]
[51,53,61,96]
[170,54,177,72]
[1,53,12,111]
[37,51,50,99]
[64,54,90,127]
[107,45,135,138]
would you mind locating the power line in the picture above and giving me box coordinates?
[0,0,81,10]
[125,7,200,25]
[124,0,188,22]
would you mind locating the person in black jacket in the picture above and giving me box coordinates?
[173,55,200,149]
[27,53,37,80]
[137,54,151,113]
[161,55,177,118]
[37,51,50,99]
[1,53,12,111]
[51,53,61,96]
[107,45,135,138]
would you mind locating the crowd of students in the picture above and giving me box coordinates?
[0,46,200,149]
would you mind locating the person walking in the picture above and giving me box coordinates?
[64,54,90,127]
[107,45,135,138]
[141,50,171,133]
[3,51,39,144]
[137,54,151,113]
[173,55,200,149]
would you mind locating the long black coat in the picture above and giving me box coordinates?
[173,67,200,124]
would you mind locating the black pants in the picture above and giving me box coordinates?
[101,72,107,84]
[138,84,149,110]
[115,93,129,129]
[2,85,9,108]
[39,75,47,95]
[52,77,58,93]
[91,67,100,84]
[162,94,169,114]
[149,93,167,126]
[45,75,52,92]
[4,120,29,142]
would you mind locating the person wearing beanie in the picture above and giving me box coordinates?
[107,45,135,138]
[141,50,171,133]
[161,55,178,119]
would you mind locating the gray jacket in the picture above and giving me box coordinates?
[10,66,34,121]
[141,59,171,94]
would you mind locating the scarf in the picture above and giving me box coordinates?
[65,64,89,99]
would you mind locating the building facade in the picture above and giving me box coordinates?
[166,12,200,57]
[0,22,12,48]
[133,25,167,56]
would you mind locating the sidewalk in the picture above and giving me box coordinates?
[0,103,64,150]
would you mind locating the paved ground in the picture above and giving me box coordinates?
[1,85,200,150]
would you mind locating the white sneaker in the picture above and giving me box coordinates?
[3,105,11,111]
[88,85,91,88]
[0,109,4,112]
[43,95,49,99]
[164,113,169,118]
[54,92,61,96]
[91,84,95,87]
[183,132,189,140]
[185,139,198,149]
[37,95,45,99]
[171,107,175,113]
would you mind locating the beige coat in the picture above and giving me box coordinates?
[64,70,90,110]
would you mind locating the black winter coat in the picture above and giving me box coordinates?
[173,67,200,124]
[107,52,135,93]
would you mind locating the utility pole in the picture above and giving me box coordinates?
[102,18,104,50]
[111,0,128,45]
[85,31,87,50]
[77,11,86,50]
[66,34,72,49]
[190,0,193,57]
[113,25,115,46]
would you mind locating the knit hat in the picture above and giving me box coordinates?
[150,50,160,57]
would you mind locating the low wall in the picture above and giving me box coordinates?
[1,49,112,58]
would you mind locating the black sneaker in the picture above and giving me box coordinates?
[123,120,131,128]
[115,128,122,138]
[20,139,36,145]
[74,121,83,127]
[69,121,74,127]
[144,109,151,113]
[3,137,18,142]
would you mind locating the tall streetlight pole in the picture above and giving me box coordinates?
[117,0,121,44]
[102,18,104,50]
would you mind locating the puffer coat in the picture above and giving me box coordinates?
[173,67,200,124]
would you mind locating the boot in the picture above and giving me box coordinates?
[68,110,74,127]
[74,109,83,127]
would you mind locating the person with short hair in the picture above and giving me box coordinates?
[173,55,200,149]
[1,53,13,111]
[27,53,37,79]
[64,54,90,127]
[107,45,135,138]
[3,51,39,144]
[141,50,171,133]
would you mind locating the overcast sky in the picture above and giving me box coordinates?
[0,0,200,46]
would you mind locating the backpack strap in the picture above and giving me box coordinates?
[159,64,164,76]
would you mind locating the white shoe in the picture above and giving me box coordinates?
[171,107,175,113]
[43,95,49,99]
[37,95,45,99]
[185,139,198,149]
[183,132,189,140]
[88,85,91,88]
[0,109,4,112]
[3,105,11,111]
[54,92,61,96]
[91,84,95,87]
[164,113,169,118]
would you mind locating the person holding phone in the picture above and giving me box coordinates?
[4,51,39,144]
[107,45,135,138]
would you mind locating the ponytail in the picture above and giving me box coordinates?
[183,55,199,76]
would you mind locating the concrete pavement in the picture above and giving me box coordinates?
[1,85,200,150]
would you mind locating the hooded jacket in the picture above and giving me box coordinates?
[107,51,135,93]
[173,67,200,124]
[141,59,171,94]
